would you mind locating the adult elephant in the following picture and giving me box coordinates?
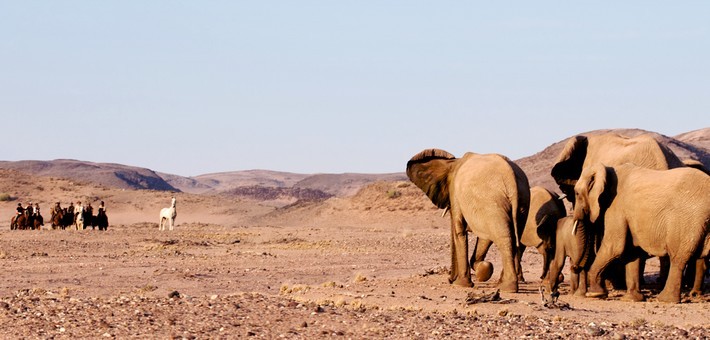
[406,149,530,292]
[520,186,567,283]
[551,133,686,288]
[571,163,710,303]
[551,133,685,204]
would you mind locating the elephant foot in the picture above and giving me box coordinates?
[449,277,474,288]
[574,289,587,297]
[498,281,518,293]
[656,290,680,303]
[621,290,645,302]
[585,291,608,299]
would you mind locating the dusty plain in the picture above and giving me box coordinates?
[0,167,708,339]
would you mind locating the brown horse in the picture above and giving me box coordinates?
[51,210,65,230]
[32,214,43,230]
[10,214,26,230]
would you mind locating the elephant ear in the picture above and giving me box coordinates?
[585,163,608,223]
[406,149,456,209]
[535,192,566,246]
[551,135,589,198]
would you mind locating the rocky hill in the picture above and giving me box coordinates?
[0,160,177,191]
[164,170,407,198]
[1,128,706,200]
[675,127,710,152]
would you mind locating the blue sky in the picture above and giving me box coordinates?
[1,2,708,176]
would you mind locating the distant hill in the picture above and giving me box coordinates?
[675,127,710,152]
[0,159,177,191]
[2,128,706,200]
[292,173,408,197]
[162,169,407,198]
[516,128,710,193]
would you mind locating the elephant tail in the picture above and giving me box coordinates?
[509,163,530,251]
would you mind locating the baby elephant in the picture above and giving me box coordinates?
[546,216,588,296]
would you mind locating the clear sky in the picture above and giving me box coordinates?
[1,2,708,176]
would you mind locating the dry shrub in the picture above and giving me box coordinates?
[353,273,367,283]
[321,281,338,288]
[280,284,309,295]
[333,297,347,307]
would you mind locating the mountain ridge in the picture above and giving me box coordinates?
[1,128,707,198]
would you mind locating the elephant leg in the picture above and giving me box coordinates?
[621,257,645,302]
[470,237,492,268]
[546,244,566,294]
[586,239,625,299]
[657,259,686,303]
[689,258,707,297]
[657,256,670,284]
[495,234,519,293]
[576,270,588,297]
[449,214,473,287]
[515,245,526,283]
[570,270,579,293]
[538,245,552,281]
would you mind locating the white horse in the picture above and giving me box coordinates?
[159,197,177,231]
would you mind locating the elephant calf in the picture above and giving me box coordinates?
[519,186,567,283]
[546,216,588,296]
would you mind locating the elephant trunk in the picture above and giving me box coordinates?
[570,219,591,273]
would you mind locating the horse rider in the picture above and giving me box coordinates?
[98,201,106,214]
[34,203,40,217]
[75,201,84,230]
[67,202,74,216]
[25,202,33,216]
[52,202,62,218]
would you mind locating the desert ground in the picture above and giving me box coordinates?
[0,170,708,339]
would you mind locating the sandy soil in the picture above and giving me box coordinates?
[0,178,708,338]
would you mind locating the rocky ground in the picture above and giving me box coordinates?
[0,216,707,339]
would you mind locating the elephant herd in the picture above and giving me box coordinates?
[406,132,710,303]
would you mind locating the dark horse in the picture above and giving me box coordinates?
[94,209,109,231]
[51,209,67,230]
[55,208,75,230]
[32,213,43,230]
[82,205,94,230]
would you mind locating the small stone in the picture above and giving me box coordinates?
[301,321,308,328]
[168,291,181,299]
[611,333,626,340]
[586,326,604,336]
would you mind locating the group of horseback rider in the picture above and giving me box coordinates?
[11,200,108,230]
[11,202,43,230]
